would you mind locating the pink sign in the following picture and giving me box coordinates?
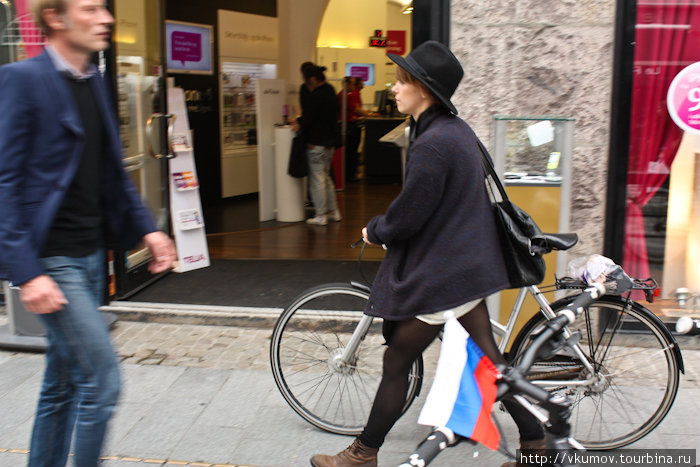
[171,31,202,66]
[667,61,700,134]
[349,65,370,82]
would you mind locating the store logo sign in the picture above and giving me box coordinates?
[183,254,206,264]
[667,61,700,134]
[386,30,406,56]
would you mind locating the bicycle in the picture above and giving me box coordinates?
[269,233,684,450]
[400,282,616,467]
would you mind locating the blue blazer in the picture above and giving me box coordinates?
[0,51,157,285]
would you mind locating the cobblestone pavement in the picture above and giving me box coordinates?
[3,309,698,385]
[112,320,277,371]
[1,308,700,467]
[107,316,700,388]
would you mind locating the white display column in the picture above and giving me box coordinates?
[274,126,305,222]
[256,79,286,221]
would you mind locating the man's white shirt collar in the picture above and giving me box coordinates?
[45,45,97,80]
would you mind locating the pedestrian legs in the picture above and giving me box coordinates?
[29,250,120,467]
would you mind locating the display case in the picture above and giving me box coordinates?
[493,116,574,187]
[492,116,575,339]
[220,62,276,198]
[222,74,257,150]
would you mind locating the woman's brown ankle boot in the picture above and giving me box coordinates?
[310,438,378,467]
[501,438,547,467]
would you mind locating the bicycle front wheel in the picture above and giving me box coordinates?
[270,283,424,436]
[509,296,680,450]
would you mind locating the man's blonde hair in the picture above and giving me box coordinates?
[33,0,69,36]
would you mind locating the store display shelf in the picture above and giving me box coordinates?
[223,146,257,157]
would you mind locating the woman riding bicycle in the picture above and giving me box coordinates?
[310,41,545,467]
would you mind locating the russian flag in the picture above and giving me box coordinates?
[418,315,501,450]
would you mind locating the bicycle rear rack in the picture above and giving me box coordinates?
[555,276,658,302]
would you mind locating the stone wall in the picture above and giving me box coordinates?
[450,0,616,258]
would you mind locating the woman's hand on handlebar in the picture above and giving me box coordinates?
[362,227,374,245]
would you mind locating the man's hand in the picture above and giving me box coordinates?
[19,275,67,314]
[143,231,177,274]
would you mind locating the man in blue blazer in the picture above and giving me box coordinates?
[0,1,176,466]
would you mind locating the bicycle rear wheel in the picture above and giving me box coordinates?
[270,283,424,435]
[509,296,680,450]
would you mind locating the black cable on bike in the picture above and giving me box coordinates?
[351,238,373,287]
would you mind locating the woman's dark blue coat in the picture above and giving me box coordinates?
[365,106,510,320]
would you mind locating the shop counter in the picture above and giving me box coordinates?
[274,126,305,222]
[363,117,407,184]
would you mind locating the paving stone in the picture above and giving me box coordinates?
[0,356,43,397]
[0,416,32,449]
[0,371,41,440]
[112,368,230,460]
[0,450,28,467]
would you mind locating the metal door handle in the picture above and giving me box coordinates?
[166,114,177,157]
[145,113,176,159]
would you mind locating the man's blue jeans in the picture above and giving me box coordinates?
[28,250,120,467]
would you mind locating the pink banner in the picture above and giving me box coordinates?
[13,0,45,59]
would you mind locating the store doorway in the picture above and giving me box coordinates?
[109,0,172,298]
[206,0,412,261]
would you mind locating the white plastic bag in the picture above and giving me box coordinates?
[567,255,633,294]
[567,254,615,284]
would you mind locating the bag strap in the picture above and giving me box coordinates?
[476,139,510,203]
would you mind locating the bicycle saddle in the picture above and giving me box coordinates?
[540,233,578,251]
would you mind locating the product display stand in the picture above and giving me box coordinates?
[256,79,286,221]
[167,87,211,273]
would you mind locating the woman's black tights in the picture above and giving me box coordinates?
[358,301,544,449]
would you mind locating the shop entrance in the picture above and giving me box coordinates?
[109,0,172,298]
[204,0,413,262]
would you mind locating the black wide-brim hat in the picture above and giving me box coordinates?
[388,40,464,115]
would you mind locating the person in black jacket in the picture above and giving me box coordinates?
[310,41,544,467]
[0,2,176,466]
[299,65,342,225]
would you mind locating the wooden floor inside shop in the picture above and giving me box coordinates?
[204,180,401,262]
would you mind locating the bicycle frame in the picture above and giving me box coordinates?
[339,284,597,388]
[498,286,598,388]
[338,313,374,368]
